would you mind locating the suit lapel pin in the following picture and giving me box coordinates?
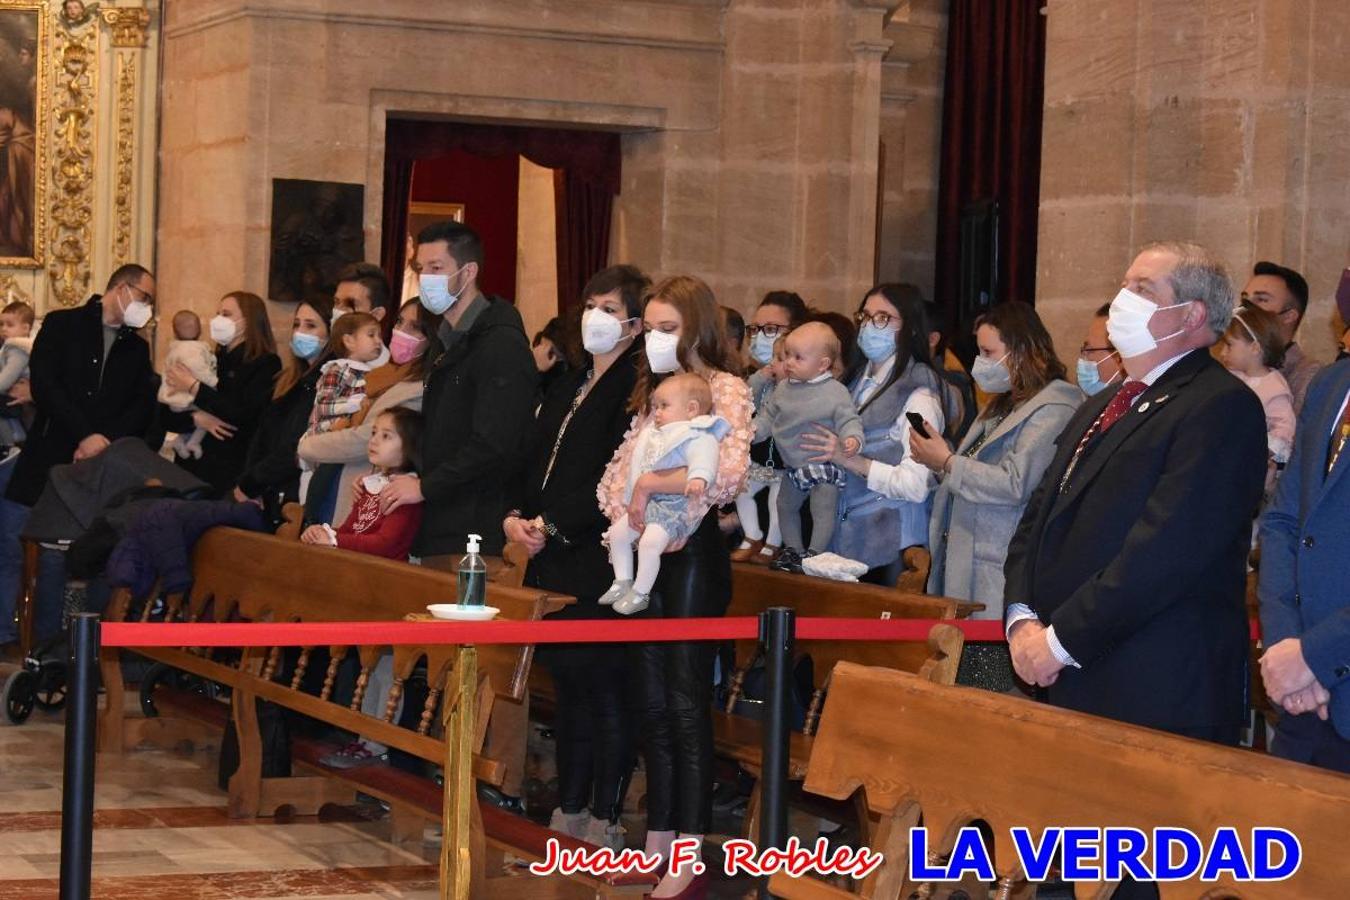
[1138,401,1151,413]
[1155,394,1170,404]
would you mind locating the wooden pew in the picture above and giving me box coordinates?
[98,528,656,897]
[717,564,975,838]
[771,662,1350,899]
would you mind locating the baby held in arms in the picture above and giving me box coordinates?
[601,372,730,615]
[157,310,219,459]
[752,321,863,572]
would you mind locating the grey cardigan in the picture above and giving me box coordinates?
[927,379,1083,619]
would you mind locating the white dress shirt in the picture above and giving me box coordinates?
[851,355,947,504]
[1005,348,1196,667]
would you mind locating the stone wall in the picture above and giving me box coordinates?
[1037,0,1350,365]
[158,0,904,337]
[875,0,946,303]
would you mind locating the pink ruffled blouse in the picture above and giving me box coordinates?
[598,370,753,528]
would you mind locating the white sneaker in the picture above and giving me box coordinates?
[582,816,626,851]
[598,580,632,606]
[548,807,589,839]
[612,589,649,615]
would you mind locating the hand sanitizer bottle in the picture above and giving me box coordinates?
[457,533,486,607]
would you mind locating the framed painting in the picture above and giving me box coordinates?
[0,1,46,266]
[267,178,365,305]
[408,200,465,242]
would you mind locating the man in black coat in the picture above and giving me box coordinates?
[0,264,158,642]
[1004,241,1267,746]
[380,221,536,562]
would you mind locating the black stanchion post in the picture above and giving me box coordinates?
[758,606,795,898]
[60,612,100,900]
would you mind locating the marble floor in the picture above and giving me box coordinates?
[0,704,441,899]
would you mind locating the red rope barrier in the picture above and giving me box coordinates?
[101,616,1004,648]
[99,615,1259,649]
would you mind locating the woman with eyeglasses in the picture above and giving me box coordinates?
[733,291,808,563]
[799,283,953,585]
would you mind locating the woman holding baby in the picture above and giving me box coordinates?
[596,274,751,899]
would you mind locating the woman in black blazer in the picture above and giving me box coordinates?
[234,296,335,516]
[501,265,649,849]
[160,291,281,496]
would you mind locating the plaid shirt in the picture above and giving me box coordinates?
[308,360,366,434]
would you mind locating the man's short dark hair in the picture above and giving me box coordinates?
[337,261,391,312]
[106,263,151,293]
[580,264,651,321]
[1253,261,1309,319]
[416,220,483,269]
[1094,302,1111,317]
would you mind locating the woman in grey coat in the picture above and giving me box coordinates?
[907,301,1082,692]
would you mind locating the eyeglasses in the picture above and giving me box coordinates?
[746,323,788,338]
[126,283,155,305]
[855,310,898,330]
[1080,344,1114,356]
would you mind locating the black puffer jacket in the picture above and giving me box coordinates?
[236,364,323,505]
[416,296,536,557]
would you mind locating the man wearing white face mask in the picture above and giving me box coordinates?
[0,264,159,644]
[1004,241,1267,755]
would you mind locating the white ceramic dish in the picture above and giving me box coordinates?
[426,604,499,621]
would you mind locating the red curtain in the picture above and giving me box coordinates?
[382,121,620,315]
[933,0,1047,329]
[553,168,614,316]
[379,158,414,304]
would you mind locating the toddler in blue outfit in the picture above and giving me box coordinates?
[601,372,730,614]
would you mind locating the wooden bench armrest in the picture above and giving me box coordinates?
[767,871,856,900]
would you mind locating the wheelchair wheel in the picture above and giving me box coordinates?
[3,669,36,724]
[34,662,67,711]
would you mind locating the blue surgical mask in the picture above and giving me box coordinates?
[971,353,1012,394]
[290,331,323,361]
[749,331,775,366]
[1076,355,1121,397]
[419,267,464,316]
[857,323,896,363]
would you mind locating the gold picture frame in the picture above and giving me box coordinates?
[408,200,465,241]
[0,0,47,267]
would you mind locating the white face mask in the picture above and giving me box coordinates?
[209,314,237,346]
[330,307,349,325]
[644,329,681,374]
[581,308,630,355]
[1106,287,1190,359]
[119,287,152,329]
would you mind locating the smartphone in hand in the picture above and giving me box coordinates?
[906,411,930,439]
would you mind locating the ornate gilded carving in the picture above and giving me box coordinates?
[0,274,32,307]
[99,6,148,48]
[47,11,96,307]
[111,50,133,267]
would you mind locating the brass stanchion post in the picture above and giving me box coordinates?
[441,644,477,899]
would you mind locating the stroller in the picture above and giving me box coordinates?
[3,439,207,724]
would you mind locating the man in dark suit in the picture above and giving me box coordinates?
[1004,241,1267,745]
[1258,359,1350,773]
[0,264,158,643]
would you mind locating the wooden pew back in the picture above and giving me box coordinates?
[776,661,1350,899]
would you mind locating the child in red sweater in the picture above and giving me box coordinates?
[301,407,423,560]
